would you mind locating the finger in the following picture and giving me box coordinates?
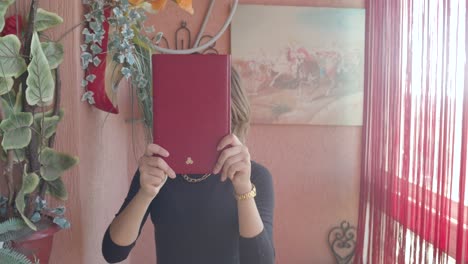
[220,153,245,181]
[145,157,167,169]
[140,166,166,179]
[145,144,170,157]
[145,157,176,179]
[141,169,169,188]
[141,165,174,181]
[217,134,242,151]
[167,167,177,179]
[213,146,244,174]
[147,175,165,187]
[227,162,246,181]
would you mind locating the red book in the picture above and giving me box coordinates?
[152,54,231,174]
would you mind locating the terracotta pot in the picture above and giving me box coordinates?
[11,224,61,263]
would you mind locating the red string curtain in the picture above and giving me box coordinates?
[355,0,467,263]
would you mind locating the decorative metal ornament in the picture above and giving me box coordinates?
[328,221,356,264]
[158,20,219,55]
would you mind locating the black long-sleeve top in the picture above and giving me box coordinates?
[102,161,275,264]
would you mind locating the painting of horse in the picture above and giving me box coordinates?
[231,5,365,126]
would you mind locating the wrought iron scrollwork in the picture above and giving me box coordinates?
[158,21,219,55]
[328,221,357,264]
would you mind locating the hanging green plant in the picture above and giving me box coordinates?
[80,0,194,140]
[0,0,78,262]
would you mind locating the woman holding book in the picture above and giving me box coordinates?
[102,69,275,264]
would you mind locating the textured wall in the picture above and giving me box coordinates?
[134,0,364,263]
[2,0,363,263]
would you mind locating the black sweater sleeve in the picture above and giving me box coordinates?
[102,171,151,263]
[239,162,275,264]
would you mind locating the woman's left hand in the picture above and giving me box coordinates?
[213,134,252,195]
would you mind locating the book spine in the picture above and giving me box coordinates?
[227,55,232,134]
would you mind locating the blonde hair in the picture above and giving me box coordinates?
[231,68,251,143]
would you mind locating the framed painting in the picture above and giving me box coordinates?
[231,5,365,126]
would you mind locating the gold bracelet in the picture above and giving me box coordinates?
[235,184,256,201]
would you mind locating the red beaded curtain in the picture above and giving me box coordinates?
[355,0,467,263]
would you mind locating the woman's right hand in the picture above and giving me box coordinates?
[138,144,177,199]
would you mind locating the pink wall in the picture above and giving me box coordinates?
[2,0,363,263]
[134,1,364,264]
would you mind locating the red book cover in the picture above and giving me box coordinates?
[152,54,231,174]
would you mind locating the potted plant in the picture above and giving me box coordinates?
[0,1,78,263]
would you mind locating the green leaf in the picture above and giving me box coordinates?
[0,0,15,32]
[0,221,57,245]
[48,206,65,216]
[42,115,60,138]
[0,218,25,236]
[33,113,60,140]
[0,89,21,120]
[0,112,33,150]
[53,217,70,229]
[32,110,63,146]
[46,178,68,201]
[21,165,39,195]
[14,190,36,231]
[35,8,63,32]
[0,113,33,133]
[14,166,40,231]
[12,148,25,162]
[0,35,27,78]
[0,248,34,264]
[39,147,78,181]
[0,227,32,242]
[26,32,55,106]
[0,91,16,119]
[41,42,64,69]
[0,77,13,95]
[34,108,63,119]
[30,212,41,223]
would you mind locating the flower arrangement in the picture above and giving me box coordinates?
[80,0,194,141]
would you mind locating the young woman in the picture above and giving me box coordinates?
[102,69,275,264]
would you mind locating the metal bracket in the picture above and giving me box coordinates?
[158,21,219,55]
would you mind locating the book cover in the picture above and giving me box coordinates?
[152,54,231,174]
